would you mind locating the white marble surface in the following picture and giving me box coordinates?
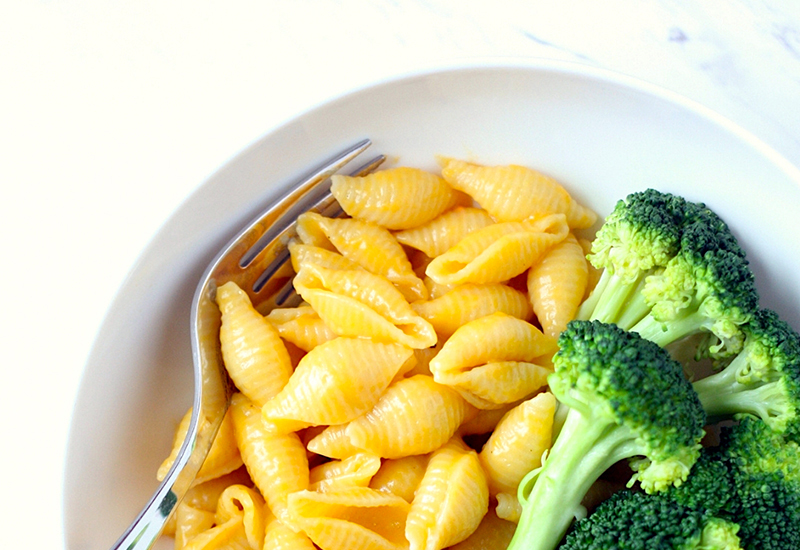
[2,1,800,547]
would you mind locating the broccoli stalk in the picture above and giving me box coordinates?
[506,321,707,550]
[692,309,800,440]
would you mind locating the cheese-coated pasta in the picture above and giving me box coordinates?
[173,504,215,550]
[527,234,589,338]
[308,452,382,492]
[438,157,597,229]
[430,312,557,408]
[306,422,364,459]
[369,455,430,502]
[296,211,428,301]
[447,508,518,550]
[229,393,309,523]
[264,305,336,352]
[457,401,518,437]
[169,468,252,547]
[293,263,437,349]
[346,375,476,459]
[156,153,605,549]
[495,493,522,524]
[394,206,495,258]
[183,484,267,550]
[216,281,293,407]
[425,214,569,286]
[286,486,411,550]
[478,392,556,496]
[412,283,532,338]
[158,407,243,486]
[288,240,363,274]
[261,337,415,433]
[331,166,466,230]
[263,514,317,550]
[406,437,489,550]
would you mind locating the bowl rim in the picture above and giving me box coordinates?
[62,56,800,548]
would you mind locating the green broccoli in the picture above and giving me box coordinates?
[663,447,736,516]
[629,217,758,360]
[559,490,743,550]
[577,190,758,360]
[506,320,707,550]
[577,189,689,325]
[692,309,800,440]
[719,416,800,549]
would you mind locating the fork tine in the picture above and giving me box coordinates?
[249,153,387,307]
[236,139,373,270]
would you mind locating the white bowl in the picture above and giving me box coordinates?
[63,60,800,549]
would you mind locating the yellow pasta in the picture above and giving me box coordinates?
[495,493,522,524]
[261,337,415,434]
[183,484,267,550]
[308,452,382,492]
[345,375,476,459]
[293,262,437,349]
[216,281,293,407]
[263,513,317,550]
[369,455,430,502]
[168,468,252,546]
[429,312,557,408]
[406,437,489,550]
[438,157,597,229]
[157,153,603,549]
[286,486,411,550]
[411,283,532,338]
[264,305,336,352]
[229,393,309,523]
[479,392,556,496]
[527,233,589,338]
[447,508,518,550]
[425,214,569,286]
[457,401,519,437]
[394,206,496,258]
[288,240,363,273]
[331,166,466,230]
[306,422,364,459]
[157,407,243,486]
[295,211,428,301]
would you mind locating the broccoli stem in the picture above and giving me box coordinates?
[613,280,652,330]
[507,405,638,550]
[631,309,708,348]
[696,376,786,428]
[576,269,611,320]
[578,271,645,324]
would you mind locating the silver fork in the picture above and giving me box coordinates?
[111,139,383,550]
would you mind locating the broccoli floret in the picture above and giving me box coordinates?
[692,309,800,439]
[719,416,800,549]
[577,191,758,360]
[506,321,707,550]
[559,490,743,550]
[733,471,800,550]
[664,447,736,516]
[577,189,689,325]
[629,217,758,359]
[719,414,800,487]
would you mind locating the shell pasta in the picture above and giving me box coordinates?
[159,155,596,550]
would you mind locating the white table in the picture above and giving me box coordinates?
[2,1,799,547]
